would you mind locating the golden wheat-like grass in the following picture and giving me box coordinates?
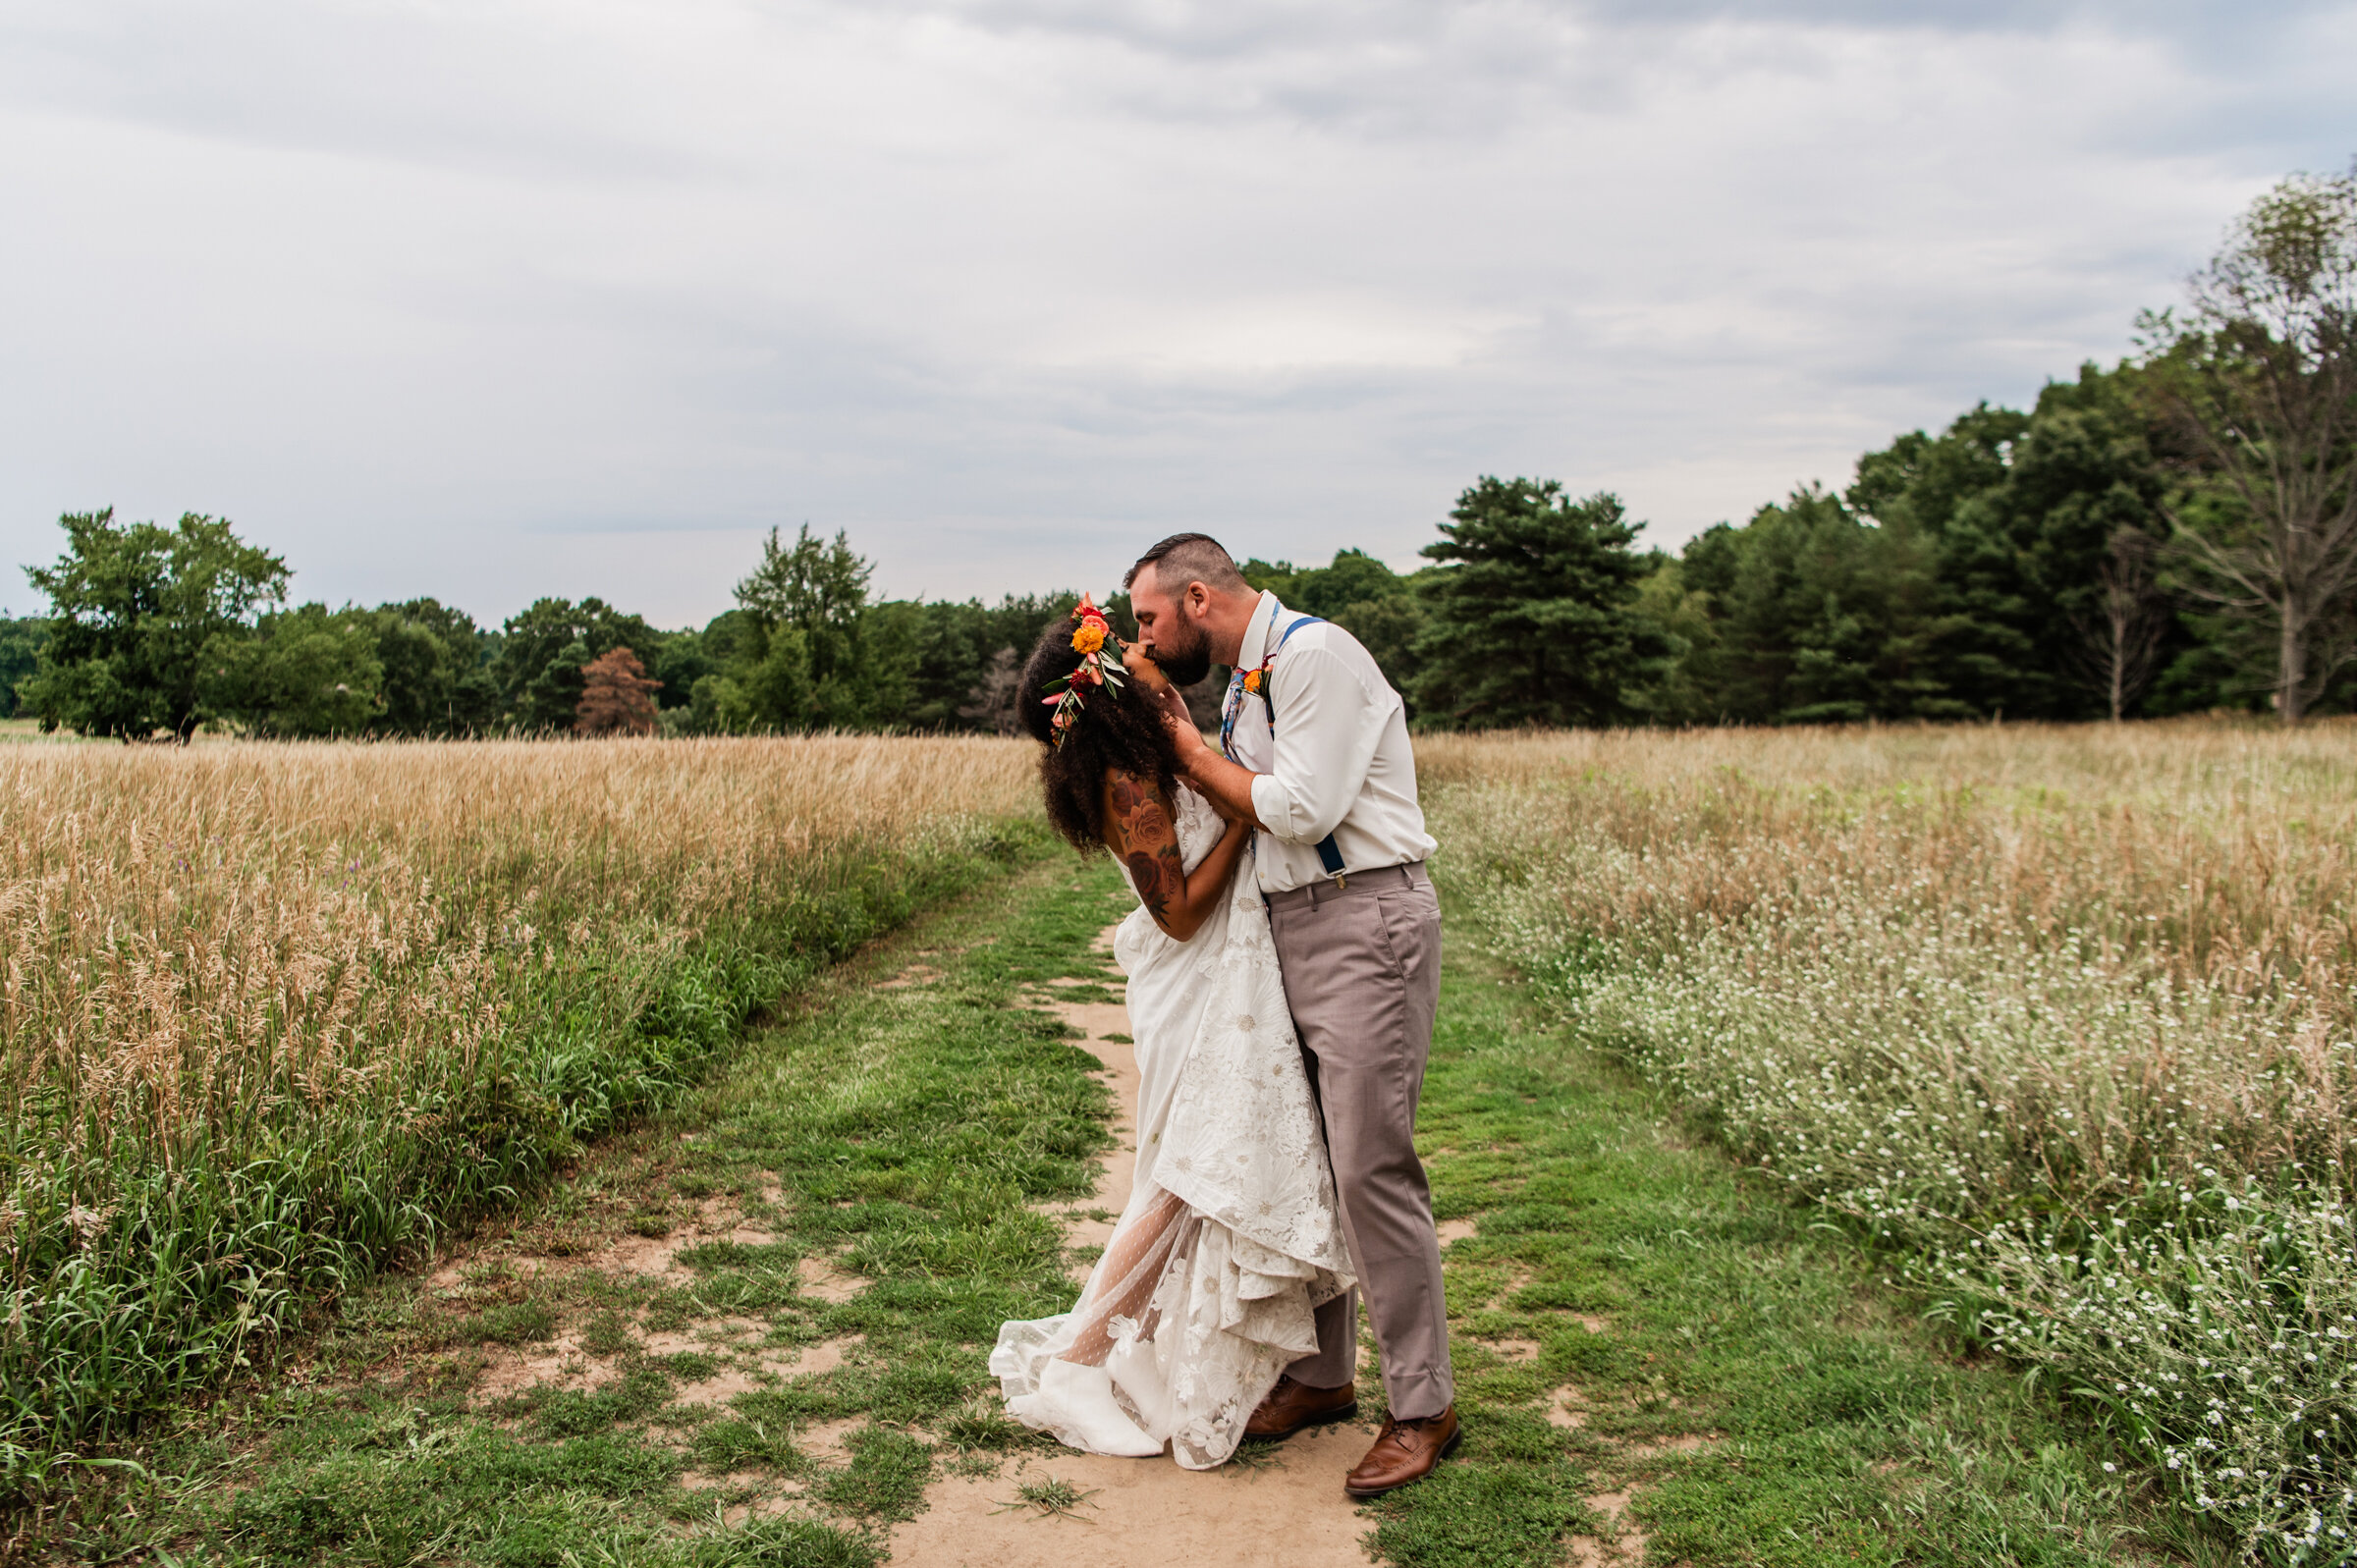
[0,734,1035,1163]
[1420,719,2357,996]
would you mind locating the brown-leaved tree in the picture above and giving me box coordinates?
[575,646,662,736]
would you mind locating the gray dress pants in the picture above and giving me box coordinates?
[1264,861,1453,1421]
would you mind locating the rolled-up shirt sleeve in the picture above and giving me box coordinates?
[1246,645,1388,843]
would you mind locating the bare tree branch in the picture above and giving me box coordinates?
[2149,164,2357,722]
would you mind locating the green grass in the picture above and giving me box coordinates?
[27,849,2196,1566]
[996,1473,1100,1521]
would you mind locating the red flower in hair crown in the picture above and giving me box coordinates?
[1041,594,1126,748]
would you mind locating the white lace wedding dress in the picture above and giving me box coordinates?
[990,782,1354,1470]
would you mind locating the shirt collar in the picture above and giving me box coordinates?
[1237,589,1283,671]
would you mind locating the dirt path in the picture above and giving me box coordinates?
[139,854,2162,1568]
[890,926,1378,1568]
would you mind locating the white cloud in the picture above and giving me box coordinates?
[0,0,2350,622]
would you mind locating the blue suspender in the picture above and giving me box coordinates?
[1312,831,1348,882]
[1222,614,1349,885]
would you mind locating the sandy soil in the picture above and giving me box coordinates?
[890,925,1381,1567]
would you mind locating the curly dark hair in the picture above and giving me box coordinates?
[1021,617,1182,855]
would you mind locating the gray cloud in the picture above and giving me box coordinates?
[1,0,2351,624]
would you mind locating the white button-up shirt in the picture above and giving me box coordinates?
[1223,591,1438,895]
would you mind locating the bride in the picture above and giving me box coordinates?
[990,598,1354,1471]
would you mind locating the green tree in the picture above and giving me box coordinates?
[736,525,863,725]
[200,603,383,737]
[729,524,937,729]
[2143,165,2357,722]
[366,598,499,735]
[1237,557,1301,601]
[668,609,764,736]
[649,626,716,711]
[1284,549,1399,619]
[1627,556,1725,725]
[2002,369,2177,719]
[1412,479,1671,729]
[1712,484,1959,725]
[21,509,288,741]
[905,600,995,730]
[0,618,49,719]
[1849,405,2046,717]
[1844,374,2182,722]
[1333,592,1429,709]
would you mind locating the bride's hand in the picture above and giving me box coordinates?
[1123,641,1175,698]
[1126,644,1201,740]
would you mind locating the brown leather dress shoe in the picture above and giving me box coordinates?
[1343,1406,1461,1496]
[1242,1376,1359,1441]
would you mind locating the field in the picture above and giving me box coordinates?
[0,735,1039,1503]
[1420,720,2357,1561]
[7,720,2352,1566]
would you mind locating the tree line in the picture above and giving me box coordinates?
[11,165,2352,738]
[2,513,1110,739]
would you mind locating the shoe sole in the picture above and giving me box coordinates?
[1239,1400,1360,1445]
[1343,1426,1462,1497]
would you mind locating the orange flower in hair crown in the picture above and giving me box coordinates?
[1041,594,1127,747]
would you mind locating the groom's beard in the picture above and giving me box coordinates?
[1152,622,1214,688]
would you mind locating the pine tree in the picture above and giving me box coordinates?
[1412,479,1669,728]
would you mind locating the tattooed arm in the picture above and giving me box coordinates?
[1100,769,1251,943]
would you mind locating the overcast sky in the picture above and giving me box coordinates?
[3,1,2352,626]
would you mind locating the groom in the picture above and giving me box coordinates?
[1125,532,1457,1496]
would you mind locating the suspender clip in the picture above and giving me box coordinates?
[1314,832,1347,889]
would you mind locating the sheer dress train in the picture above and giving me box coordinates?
[989,784,1353,1469]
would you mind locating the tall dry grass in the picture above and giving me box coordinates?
[2,734,1036,1486]
[2,735,1033,1162]
[1420,720,2357,1559]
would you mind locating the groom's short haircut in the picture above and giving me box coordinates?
[1125,532,1246,594]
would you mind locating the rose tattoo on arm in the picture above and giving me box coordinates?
[1105,770,1184,929]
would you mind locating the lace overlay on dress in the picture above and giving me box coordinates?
[989,784,1352,1470]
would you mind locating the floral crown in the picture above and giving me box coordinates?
[1041,594,1128,748]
